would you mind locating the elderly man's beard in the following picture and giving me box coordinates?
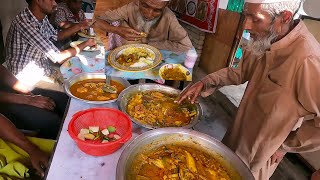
[246,27,279,57]
[136,12,160,34]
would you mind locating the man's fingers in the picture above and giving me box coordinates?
[125,35,143,41]
[129,29,141,35]
[34,163,45,178]
[176,95,186,104]
[124,29,143,38]
[124,34,137,38]
[43,159,49,167]
[39,104,52,111]
[271,155,276,164]
[45,102,55,111]
[177,91,192,104]
[47,98,56,108]
[271,154,280,164]
[177,85,196,104]
[40,161,48,172]
[35,97,55,111]
[191,87,201,104]
[36,101,54,111]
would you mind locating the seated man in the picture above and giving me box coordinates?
[95,0,193,53]
[51,0,85,29]
[0,113,53,178]
[0,65,68,139]
[50,0,87,48]
[5,0,96,90]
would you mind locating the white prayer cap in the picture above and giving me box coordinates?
[245,0,300,3]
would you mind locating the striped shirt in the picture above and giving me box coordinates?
[5,8,60,77]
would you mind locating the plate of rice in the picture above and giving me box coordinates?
[108,44,162,72]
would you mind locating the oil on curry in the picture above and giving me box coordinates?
[128,144,241,180]
[69,79,125,101]
[127,91,197,127]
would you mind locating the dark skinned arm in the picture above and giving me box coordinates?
[0,114,50,177]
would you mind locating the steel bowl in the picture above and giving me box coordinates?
[64,72,131,104]
[116,128,254,180]
[117,83,202,129]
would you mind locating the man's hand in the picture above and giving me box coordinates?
[176,81,204,104]
[84,39,96,47]
[25,95,56,111]
[29,147,50,178]
[271,148,287,164]
[116,26,143,41]
[77,20,89,31]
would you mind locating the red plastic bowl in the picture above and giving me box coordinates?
[68,108,132,156]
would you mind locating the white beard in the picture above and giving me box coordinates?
[136,12,160,34]
[246,27,278,58]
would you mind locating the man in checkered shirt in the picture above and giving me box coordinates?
[5,0,96,91]
[51,0,85,29]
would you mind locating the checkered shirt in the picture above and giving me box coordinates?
[5,8,60,77]
[53,2,85,28]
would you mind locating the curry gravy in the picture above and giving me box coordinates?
[69,79,125,101]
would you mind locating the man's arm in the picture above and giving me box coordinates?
[282,56,320,153]
[95,2,130,31]
[199,52,252,97]
[94,2,142,41]
[19,22,95,64]
[0,114,49,177]
[177,51,253,103]
[97,2,131,23]
[95,19,119,34]
[0,92,56,111]
[282,120,320,153]
[94,19,142,41]
[0,65,30,94]
[56,39,96,64]
[57,21,88,41]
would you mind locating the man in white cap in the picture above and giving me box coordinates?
[177,0,320,179]
[94,0,193,52]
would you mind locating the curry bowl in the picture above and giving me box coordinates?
[64,72,131,104]
[159,63,192,81]
[117,83,202,129]
[116,128,254,180]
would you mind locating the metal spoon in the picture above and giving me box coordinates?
[102,69,117,94]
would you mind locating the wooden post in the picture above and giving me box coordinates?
[199,9,241,74]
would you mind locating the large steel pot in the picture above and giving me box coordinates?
[117,83,202,129]
[116,128,254,180]
[64,72,130,104]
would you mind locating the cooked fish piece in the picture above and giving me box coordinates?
[76,87,88,93]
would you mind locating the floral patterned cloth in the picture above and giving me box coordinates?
[60,48,195,82]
